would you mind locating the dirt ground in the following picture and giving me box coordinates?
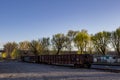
[0,61,120,80]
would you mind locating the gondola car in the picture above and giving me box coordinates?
[21,54,93,68]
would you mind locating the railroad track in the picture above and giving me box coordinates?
[91,64,120,73]
[91,67,120,73]
[42,63,120,73]
[46,63,120,73]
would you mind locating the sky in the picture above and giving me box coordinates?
[0,0,120,47]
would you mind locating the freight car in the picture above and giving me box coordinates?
[21,54,93,68]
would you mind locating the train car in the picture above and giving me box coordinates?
[21,54,93,68]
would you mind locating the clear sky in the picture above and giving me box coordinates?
[0,0,120,47]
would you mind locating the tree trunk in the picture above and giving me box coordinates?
[117,48,120,56]
[56,48,61,55]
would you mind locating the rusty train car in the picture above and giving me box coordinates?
[21,54,93,68]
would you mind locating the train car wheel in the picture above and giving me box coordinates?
[84,63,91,68]
[74,64,83,68]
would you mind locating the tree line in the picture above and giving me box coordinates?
[1,27,120,59]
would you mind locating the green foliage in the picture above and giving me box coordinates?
[2,27,120,56]
[74,30,90,54]
[39,37,50,54]
[11,49,20,59]
[92,31,111,55]
[51,33,68,55]
[66,30,78,52]
[111,27,120,55]
[87,35,94,54]
[4,42,18,58]
[29,40,42,56]
[19,41,30,50]
[1,52,7,59]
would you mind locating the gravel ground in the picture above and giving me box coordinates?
[0,61,120,80]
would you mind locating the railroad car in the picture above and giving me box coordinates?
[21,54,93,68]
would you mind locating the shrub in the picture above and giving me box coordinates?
[1,52,7,59]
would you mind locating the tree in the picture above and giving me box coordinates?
[11,49,20,59]
[18,41,30,50]
[4,42,18,59]
[29,40,42,56]
[74,30,90,54]
[111,27,120,56]
[39,37,50,54]
[91,31,111,55]
[87,35,94,54]
[66,30,78,52]
[51,33,68,55]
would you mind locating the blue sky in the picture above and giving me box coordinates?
[0,0,120,47]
